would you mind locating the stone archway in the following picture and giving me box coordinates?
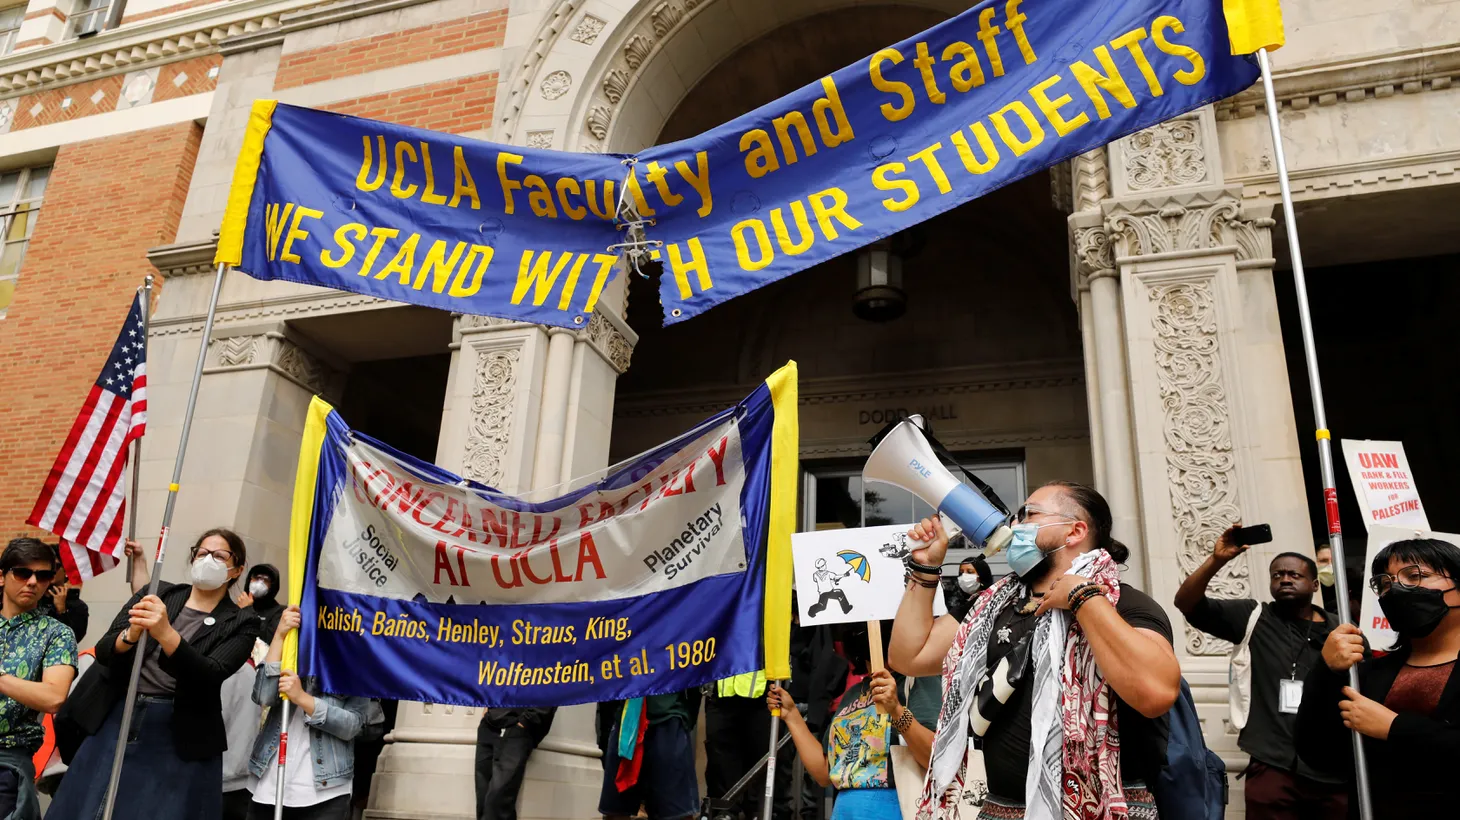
[495,0,971,153]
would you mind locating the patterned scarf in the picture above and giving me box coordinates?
[917,550,1126,820]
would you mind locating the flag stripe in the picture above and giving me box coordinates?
[56,395,124,543]
[37,391,117,532]
[74,417,134,549]
[29,387,105,530]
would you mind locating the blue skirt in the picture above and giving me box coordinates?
[830,787,900,820]
[46,696,222,820]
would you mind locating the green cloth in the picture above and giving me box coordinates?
[646,690,700,728]
[906,675,943,731]
[0,609,77,752]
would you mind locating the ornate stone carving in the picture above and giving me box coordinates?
[583,312,633,373]
[275,338,332,395]
[586,105,612,140]
[684,0,704,8]
[1048,160,1073,214]
[458,314,520,332]
[463,349,520,487]
[1123,118,1209,191]
[213,335,259,367]
[569,13,605,44]
[1072,149,1109,211]
[1072,226,1114,289]
[623,35,653,70]
[1148,280,1245,656]
[1107,191,1274,260]
[526,130,554,149]
[651,2,682,37]
[602,69,629,104]
[539,70,571,100]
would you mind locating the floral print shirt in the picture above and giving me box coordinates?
[0,609,78,752]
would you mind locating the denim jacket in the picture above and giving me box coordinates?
[247,662,370,789]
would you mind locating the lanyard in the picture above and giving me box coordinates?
[1289,618,1316,680]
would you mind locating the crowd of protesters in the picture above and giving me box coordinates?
[4,480,1460,820]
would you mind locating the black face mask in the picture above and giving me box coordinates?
[1380,585,1459,638]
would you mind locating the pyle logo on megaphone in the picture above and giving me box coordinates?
[865,421,1013,555]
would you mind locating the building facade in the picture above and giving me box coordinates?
[2,0,1458,816]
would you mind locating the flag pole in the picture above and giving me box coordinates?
[763,684,782,820]
[273,699,292,820]
[125,274,153,578]
[101,262,230,820]
[1255,47,1373,820]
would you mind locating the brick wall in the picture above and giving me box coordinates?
[274,9,507,90]
[0,122,201,542]
[323,73,497,134]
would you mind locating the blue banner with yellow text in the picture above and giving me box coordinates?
[637,0,1259,322]
[217,0,1260,327]
[221,102,629,329]
[289,363,798,707]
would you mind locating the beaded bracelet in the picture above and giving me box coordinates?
[1069,584,1106,615]
[893,707,916,734]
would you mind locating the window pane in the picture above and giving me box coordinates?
[6,206,35,241]
[0,172,19,206]
[0,243,24,280]
[0,277,15,312]
[23,167,49,200]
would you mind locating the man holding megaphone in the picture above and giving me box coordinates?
[888,482,1181,820]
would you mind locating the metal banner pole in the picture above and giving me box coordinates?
[101,262,229,820]
[273,699,293,820]
[763,684,783,820]
[1255,47,1373,820]
[125,274,153,578]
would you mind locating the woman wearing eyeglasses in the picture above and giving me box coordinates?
[1296,538,1460,818]
[48,528,261,820]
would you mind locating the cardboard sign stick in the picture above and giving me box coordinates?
[867,619,887,714]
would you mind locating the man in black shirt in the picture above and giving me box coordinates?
[889,481,1181,818]
[1175,525,1346,820]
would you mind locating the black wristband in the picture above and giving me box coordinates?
[905,557,941,576]
[120,633,139,646]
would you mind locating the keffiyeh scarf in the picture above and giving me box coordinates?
[916,549,1126,820]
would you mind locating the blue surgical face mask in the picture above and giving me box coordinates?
[1007,521,1072,578]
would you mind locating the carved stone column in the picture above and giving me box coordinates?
[1067,149,1145,587]
[367,308,636,820]
[1091,107,1310,779]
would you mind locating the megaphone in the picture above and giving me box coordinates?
[863,420,1014,555]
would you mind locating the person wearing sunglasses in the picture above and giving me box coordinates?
[48,528,261,820]
[0,537,79,820]
[1297,538,1460,818]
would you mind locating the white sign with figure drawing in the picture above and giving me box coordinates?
[792,524,949,626]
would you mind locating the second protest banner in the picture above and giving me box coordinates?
[287,364,798,707]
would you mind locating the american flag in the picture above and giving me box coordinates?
[28,293,148,583]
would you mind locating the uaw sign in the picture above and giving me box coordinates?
[290,365,798,707]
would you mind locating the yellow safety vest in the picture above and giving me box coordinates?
[716,670,767,698]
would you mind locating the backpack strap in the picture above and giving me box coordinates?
[1228,603,1264,731]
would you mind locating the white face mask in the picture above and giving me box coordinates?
[1317,563,1336,588]
[957,574,982,595]
[190,555,232,591]
[248,579,271,598]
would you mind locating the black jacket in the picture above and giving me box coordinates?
[36,589,89,641]
[58,582,259,762]
[1296,645,1460,815]
[482,707,556,743]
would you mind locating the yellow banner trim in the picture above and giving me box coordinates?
[283,394,334,676]
[1223,0,1285,54]
[763,361,798,681]
[214,99,278,267]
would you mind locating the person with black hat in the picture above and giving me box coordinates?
[238,564,283,637]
